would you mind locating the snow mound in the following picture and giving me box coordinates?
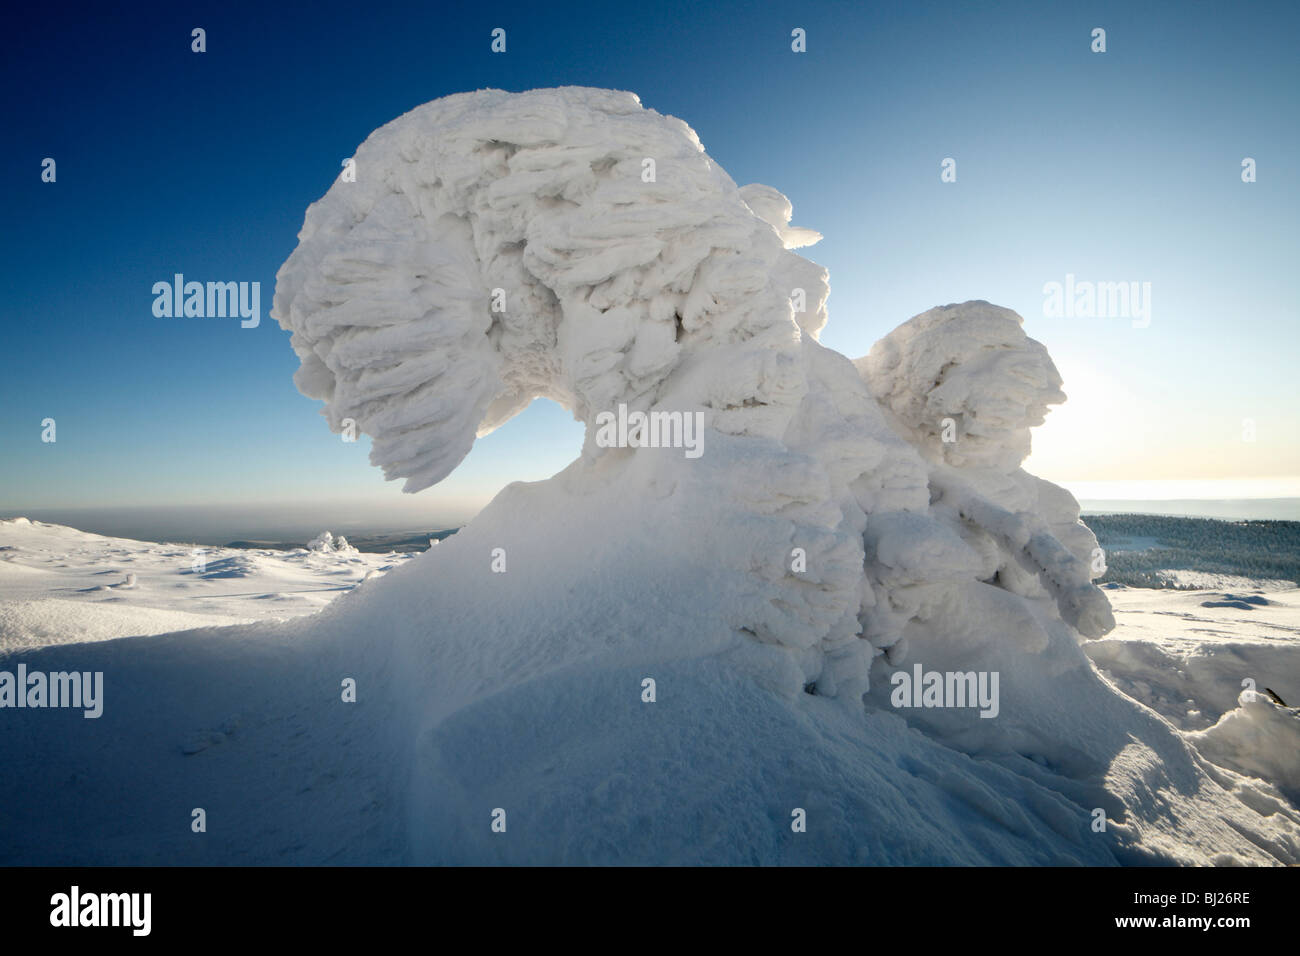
[0,88,1294,865]
[307,531,358,554]
[1188,689,1300,800]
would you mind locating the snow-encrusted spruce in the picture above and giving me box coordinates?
[859,302,1114,641]
[274,87,1114,700]
[273,87,829,493]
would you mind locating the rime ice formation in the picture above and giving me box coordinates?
[307,530,357,554]
[272,86,1115,702]
[260,90,1300,865]
[273,87,833,495]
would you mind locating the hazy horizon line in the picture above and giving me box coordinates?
[5,495,1300,548]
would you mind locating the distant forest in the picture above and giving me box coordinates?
[1083,514,1300,589]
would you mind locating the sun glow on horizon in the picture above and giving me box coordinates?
[1025,352,1299,496]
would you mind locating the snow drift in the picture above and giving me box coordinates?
[2,87,1297,865]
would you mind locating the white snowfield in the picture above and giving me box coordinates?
[2,87,1297,865]
[1088,585,1300,797]
[0,517,411,652]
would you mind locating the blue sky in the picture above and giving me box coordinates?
[3,0,1297,532]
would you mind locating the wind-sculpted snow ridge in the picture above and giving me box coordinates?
[3,87,1291,867]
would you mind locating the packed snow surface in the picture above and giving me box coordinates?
[2,87,1298,865]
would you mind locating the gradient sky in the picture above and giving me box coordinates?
[3,0,1298,531]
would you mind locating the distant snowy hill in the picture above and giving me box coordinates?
[1,87,1297,865]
